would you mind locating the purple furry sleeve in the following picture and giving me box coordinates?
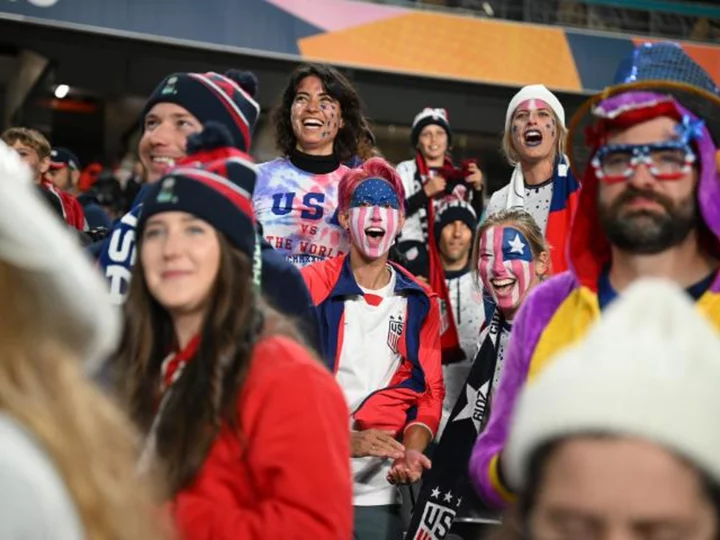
[468,273,575,510]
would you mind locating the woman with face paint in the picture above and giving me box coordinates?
[402,209,548,536]
[471,209,549,422]
[253,63,367,268]
[393,209,548,528]
[485,85,579,275]
[301,158,444,540]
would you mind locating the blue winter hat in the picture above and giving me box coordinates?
[141,70,260,153]
[434,199,478,245]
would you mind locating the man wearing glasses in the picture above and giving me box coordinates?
[469,41,720,510]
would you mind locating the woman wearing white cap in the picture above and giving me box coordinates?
[490,280,720,540]
[0,141,166,539]
[484,85,580,274]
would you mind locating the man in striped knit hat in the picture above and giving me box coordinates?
[433,199,486,438]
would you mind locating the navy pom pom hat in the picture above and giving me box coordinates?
[434,199,478,245]
[141,70,261,152]
[139,122,258,260]
[411,107,452,148]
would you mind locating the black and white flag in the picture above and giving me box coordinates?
[406,310,505,539]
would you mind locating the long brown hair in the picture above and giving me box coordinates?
[0,260,167,540]
[272,63,365,161]
[116,231,297,495]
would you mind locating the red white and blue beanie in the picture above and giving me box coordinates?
[141,70,260,153]
[139,122,258,258]
[411,107,452,147]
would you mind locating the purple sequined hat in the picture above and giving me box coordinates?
[567,41,720,179]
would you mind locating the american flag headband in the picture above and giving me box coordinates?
[591,115,705,181]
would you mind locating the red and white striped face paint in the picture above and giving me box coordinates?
[477,225,536,315]
[349,205,400,260]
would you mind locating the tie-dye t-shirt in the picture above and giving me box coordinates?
[253,157,350,267]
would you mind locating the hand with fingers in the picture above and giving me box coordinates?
[386,448,432,485]
[351,429,405,460]
[464,162,483,191]
[423,174,447,198]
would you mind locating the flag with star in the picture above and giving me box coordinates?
[406,309,505,539]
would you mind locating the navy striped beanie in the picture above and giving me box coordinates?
[141,70,260,152]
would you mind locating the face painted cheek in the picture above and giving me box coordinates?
[502,259,534,309]
[478,228,499,285]
[348,207,368,250]
[319,105,337,139]
[349,207,399,259]
[511,121,526,144]
[544,118,557,140]
[382,208,400,239]
[478,255,494,292]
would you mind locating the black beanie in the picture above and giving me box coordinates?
[434,200,478,244]
[140,123,258,258]
[411,107,452,148]
[141,70,260,153]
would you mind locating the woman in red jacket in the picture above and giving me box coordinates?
[115,124,353,540]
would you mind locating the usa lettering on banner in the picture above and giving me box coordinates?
[413,499,457,540]
[405,309,505,539]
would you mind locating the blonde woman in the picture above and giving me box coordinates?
[484,85,579,274]
[0,140,166,540]
[437,207,550,442]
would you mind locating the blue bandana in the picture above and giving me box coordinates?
[350,178,400,209]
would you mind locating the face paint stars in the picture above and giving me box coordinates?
[478,225,536,315]
[347,178,402,260]
[349,178,400,209]
[508,233,526,255]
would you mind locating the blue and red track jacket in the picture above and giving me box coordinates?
[301,255,444,439]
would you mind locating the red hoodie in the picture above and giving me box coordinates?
[41,178,86,230]
[172,335,352,540]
